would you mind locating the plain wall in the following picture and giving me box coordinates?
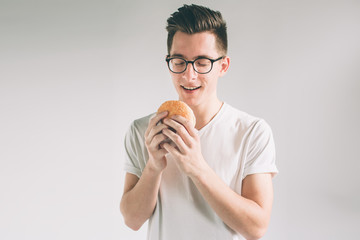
[1,0,359,239]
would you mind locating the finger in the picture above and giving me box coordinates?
[148,111,168,131]
[147,123,169,143]
[152,133,168,149]
[162,142,181,158]
[163,118,192,146]
[155,148,168,158]
[162,128,187,153]
[145,114,168,146]
[170,115,198,138]
[145,111,168,137]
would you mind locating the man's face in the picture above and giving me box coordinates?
[168,31,229,108]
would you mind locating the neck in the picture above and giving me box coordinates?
[190,98,223,130]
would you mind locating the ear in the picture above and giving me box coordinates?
[165,54,170,71]
[219,56,230,77]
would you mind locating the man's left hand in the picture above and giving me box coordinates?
[162,115,208,178]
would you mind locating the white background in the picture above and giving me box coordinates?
[1,0,360,239]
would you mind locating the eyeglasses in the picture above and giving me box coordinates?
[166,56,224,74]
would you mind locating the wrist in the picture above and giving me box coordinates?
[146,158,165,176]
[189,160,212,184]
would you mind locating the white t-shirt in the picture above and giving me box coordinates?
[124,102,278,240]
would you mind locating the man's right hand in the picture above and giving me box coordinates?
[144,111,169,173]
[121,111,169,230]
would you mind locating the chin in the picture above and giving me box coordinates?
[180,98,199,108]
[177,90,207,109]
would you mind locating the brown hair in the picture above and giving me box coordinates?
[166,4,228,55]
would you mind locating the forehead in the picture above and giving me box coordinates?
[170,31,220,59]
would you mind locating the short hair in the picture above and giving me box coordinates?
[166,4,228,55]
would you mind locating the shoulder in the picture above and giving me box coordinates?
[126,113,155,138]
[219,103,275,142]
[221,103,269,130]
[132,113,155,130]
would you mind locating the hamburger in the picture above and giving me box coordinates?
[157,100,196,126]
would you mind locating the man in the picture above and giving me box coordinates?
[120,4,278,240]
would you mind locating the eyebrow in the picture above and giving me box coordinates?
[169,53,213,59]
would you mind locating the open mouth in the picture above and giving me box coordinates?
[181,85,201,91]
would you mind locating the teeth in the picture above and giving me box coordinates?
[182,86,200,90]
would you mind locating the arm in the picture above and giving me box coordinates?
[191,170,273,240]
[120,112,169,230]
[120,169,162,230]
[162,115,274,239]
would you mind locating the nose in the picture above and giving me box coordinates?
[183,62,198,80]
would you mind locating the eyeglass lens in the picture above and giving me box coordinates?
[169,58,212,74]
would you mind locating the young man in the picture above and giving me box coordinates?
[120,4,278,240]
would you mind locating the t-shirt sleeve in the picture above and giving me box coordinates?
[243,119,278,180]
[123,122,143,178]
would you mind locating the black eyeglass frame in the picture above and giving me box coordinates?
[165,56,225,74]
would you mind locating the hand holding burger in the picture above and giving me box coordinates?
[157,100,196,149]
[158,100,206,177]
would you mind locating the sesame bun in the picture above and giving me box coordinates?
[157,100,196,126]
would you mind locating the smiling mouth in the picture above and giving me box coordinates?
[181,85,201,91]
